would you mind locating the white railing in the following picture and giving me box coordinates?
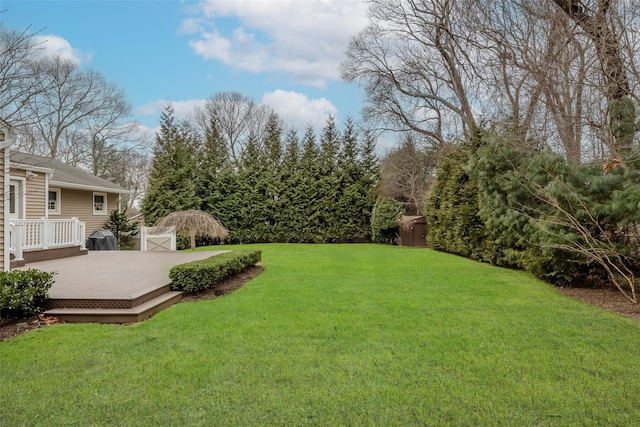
[9,218,86,260]
[8,222,23,262]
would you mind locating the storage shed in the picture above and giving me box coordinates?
[399,216,427,247]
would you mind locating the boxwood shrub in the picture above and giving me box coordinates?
[0,269,55,320]
[169,250,262,294]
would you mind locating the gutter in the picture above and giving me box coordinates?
[49,180,132,195]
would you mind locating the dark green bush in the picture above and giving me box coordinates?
[169,250,262,294]
[424,141,492,260]
[104,209,139,249]
[371,197,404,244]
[0,269,55,320]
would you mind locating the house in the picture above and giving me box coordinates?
[5,149,131,269]
[1,119,16,271]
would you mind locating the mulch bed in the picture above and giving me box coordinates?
[557,285,640,320]
[1,266,636,341]
[180,265,265,302]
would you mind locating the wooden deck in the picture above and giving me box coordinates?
[19,250,227,323]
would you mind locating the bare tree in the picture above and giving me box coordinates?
[18,56,133,161]
[342,0,479,146]
[551,0,637,156]
[0,24,49,124]
[344,0,638,163]
[379,133,438,214]
[195,91,273,168]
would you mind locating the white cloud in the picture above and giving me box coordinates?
[31,34,91,64]
[136,92,337,134]
[184,0,368,88]
[135,99,208,120]
[261,90,337,130]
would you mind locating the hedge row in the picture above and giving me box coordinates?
[0,269,55,320]
[169,250,262,294]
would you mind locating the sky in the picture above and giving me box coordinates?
[0,0,371,137]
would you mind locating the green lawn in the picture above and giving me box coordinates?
[1,244,639,426]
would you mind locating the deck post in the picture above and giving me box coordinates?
[140,226,147,251]
[9,222,24,262]
[41,217,49,249]
[71,217,78,246]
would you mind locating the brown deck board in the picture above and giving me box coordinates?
[19,250,228,300]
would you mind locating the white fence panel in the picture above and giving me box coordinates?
[140,226,176,251]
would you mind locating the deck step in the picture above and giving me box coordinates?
[44,291,183,324]
[46,285,173,310]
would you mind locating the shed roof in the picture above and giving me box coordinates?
[11,152,131,194]
[403,215,426,221]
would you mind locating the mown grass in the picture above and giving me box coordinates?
[1,244,639,426]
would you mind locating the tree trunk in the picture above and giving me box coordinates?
[551,0,636,155]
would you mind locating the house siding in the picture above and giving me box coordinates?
[57,188,119,239]
[0,144,5,264]
[10,168,46,219]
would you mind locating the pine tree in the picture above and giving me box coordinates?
[260,114,286,241]
[299,125,322,241]
[277,129,304,241]
[196,116,228,212]
[141,105,200,225]
[104,209,138,249]
[424,140,489,260]
[335,118,375,240]
[317,116,342,241]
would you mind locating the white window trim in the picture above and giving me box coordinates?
[93,192,108,215]
[48,188,61,215]
[8,176,26,220]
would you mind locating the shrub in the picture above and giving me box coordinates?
[169,250,262,294]
[0,269,55,320]
[424,140,492,261]
[371,197,404,244]
[104,210,139,249]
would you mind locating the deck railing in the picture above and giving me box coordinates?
[9,218,86,261]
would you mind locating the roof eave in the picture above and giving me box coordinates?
[50,180,132,195]
[9,161,55,174]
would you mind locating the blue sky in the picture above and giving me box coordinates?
[1,0,369,135]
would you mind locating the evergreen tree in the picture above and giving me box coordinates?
[371,197,404,244]
[196,117,228,212]
[424,140,490,260]
[317,116,342,241]
[104,209,138,249]
[262,113,284,241]
[357,130,381,239]
[141,105,200,225]
[238,134,270,242]
[299,125,322,241]
[335,117,367,240]
[277,129,305,241]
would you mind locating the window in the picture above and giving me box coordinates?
[93,192,107,215]
[9,184,16,214]
[48,188,61,214]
